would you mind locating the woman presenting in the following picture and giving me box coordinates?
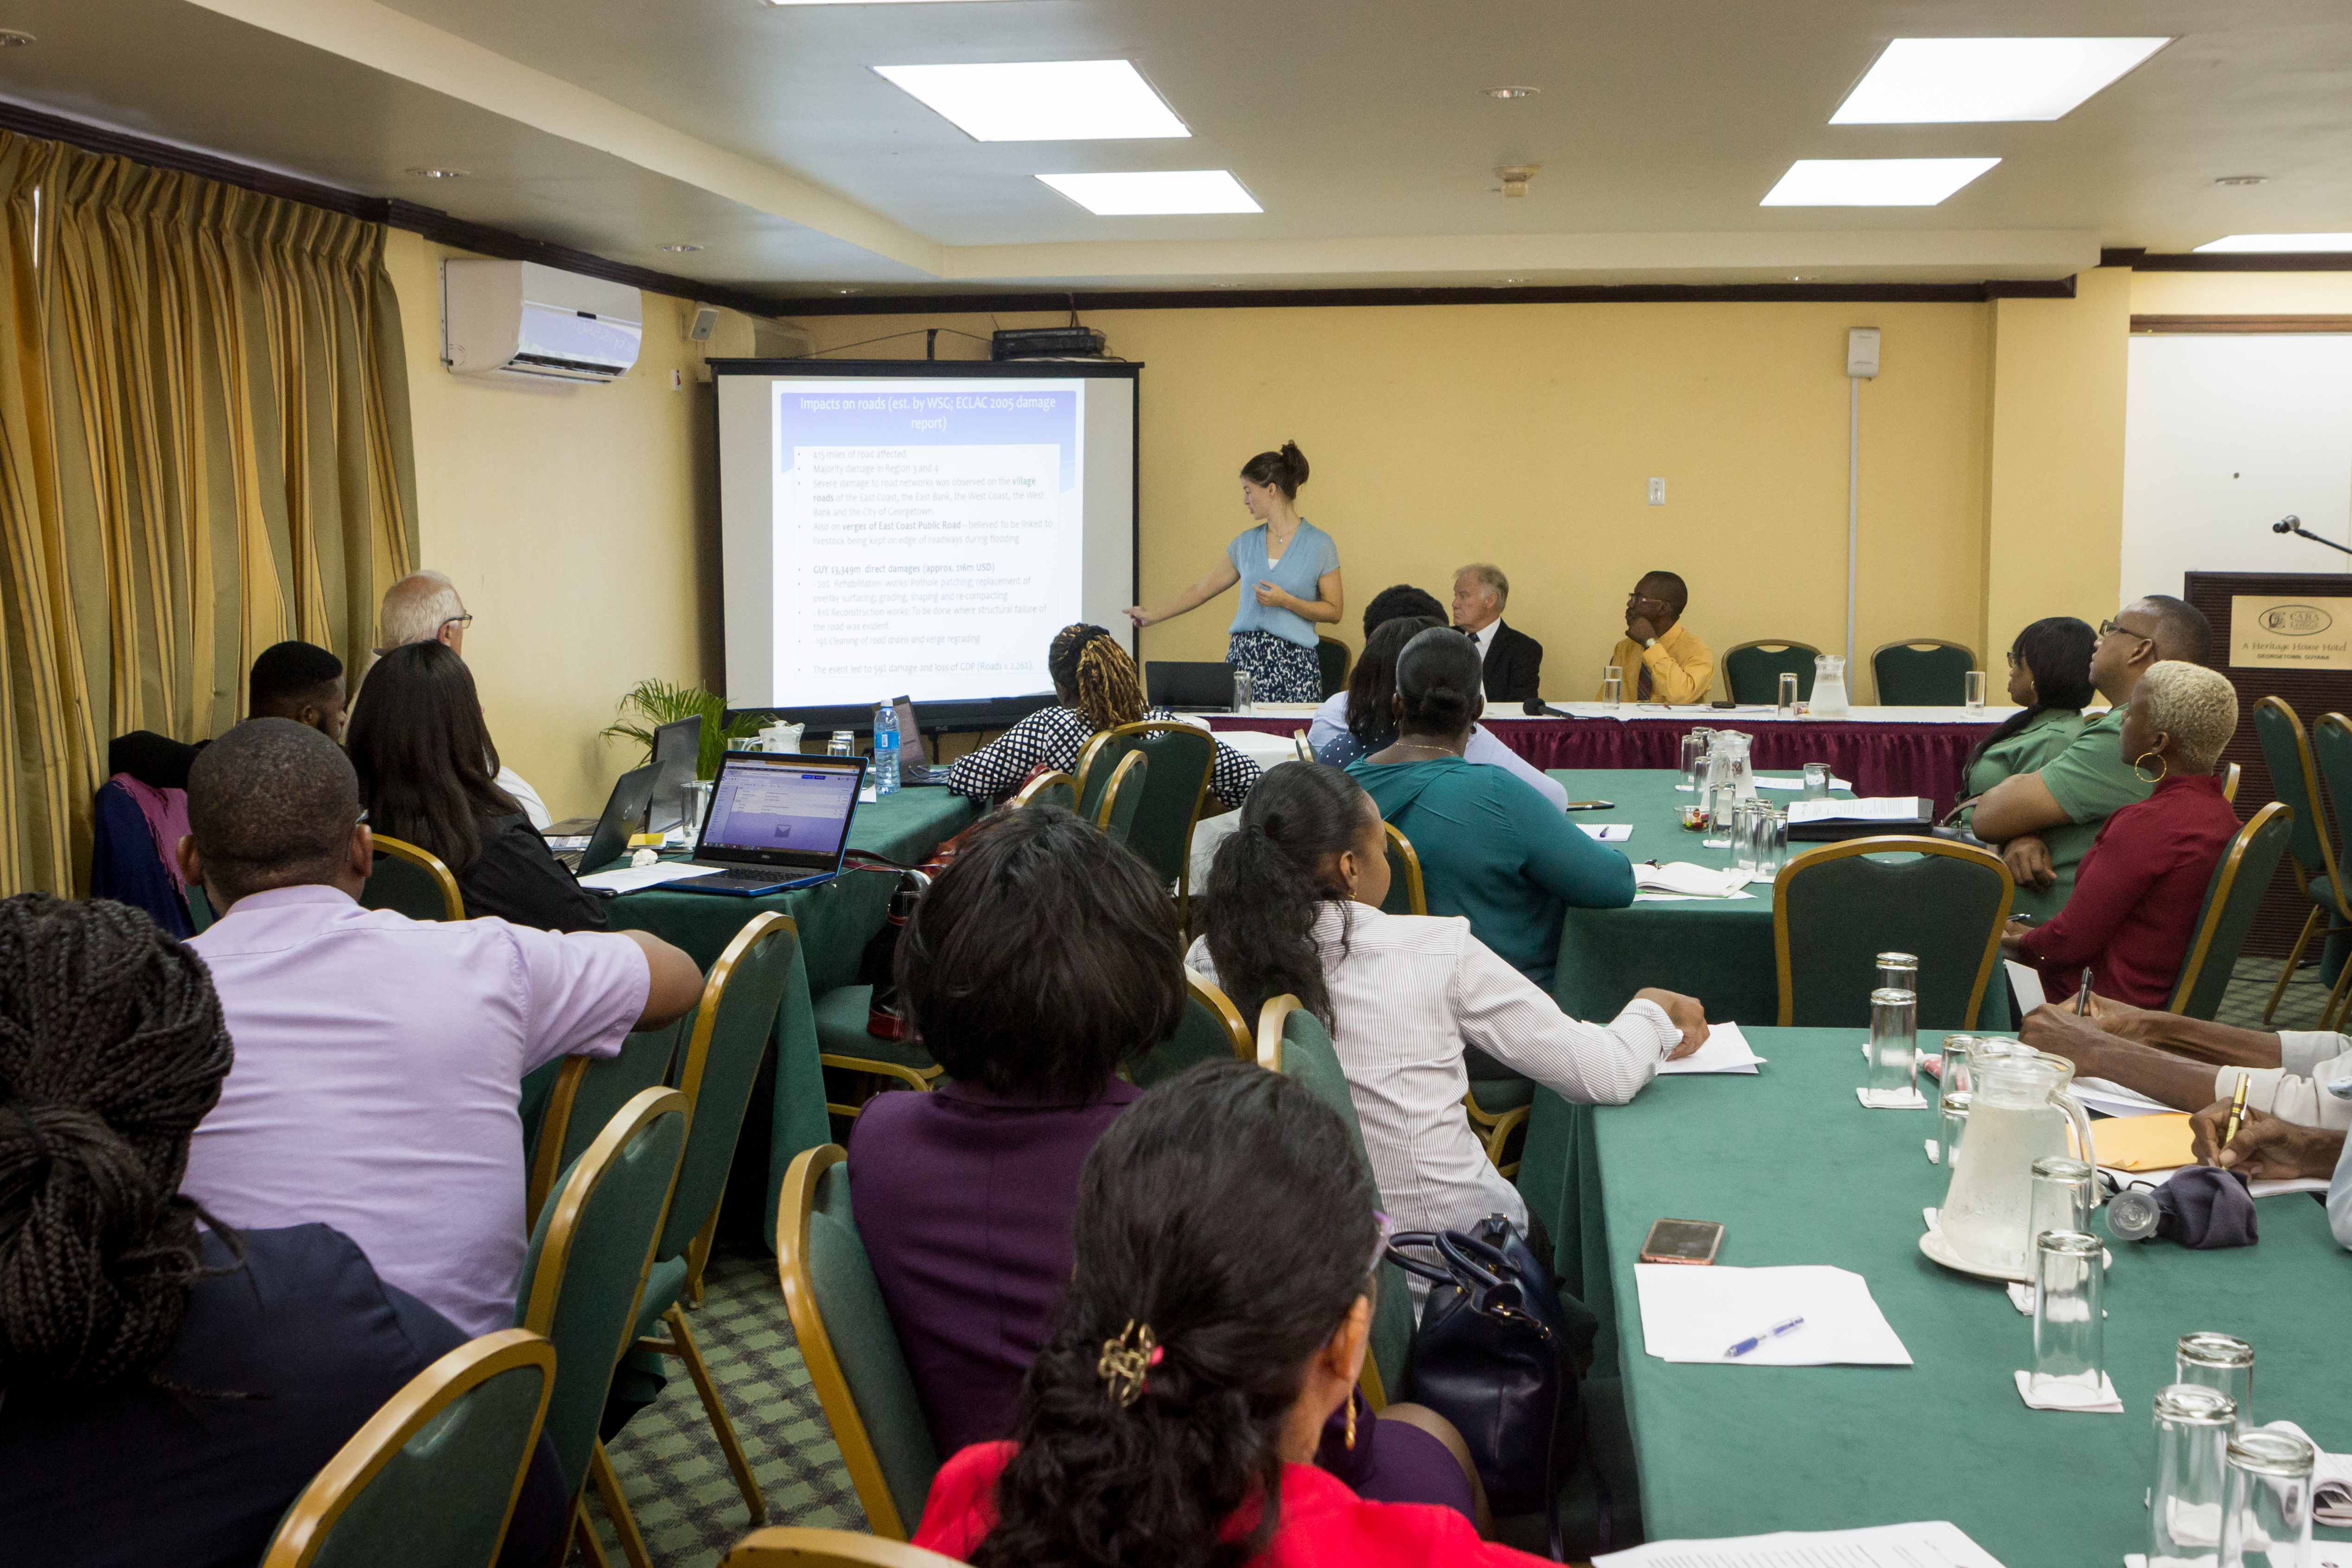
[1125,441,1342,703]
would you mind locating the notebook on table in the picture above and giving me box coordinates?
[667,752,868,897]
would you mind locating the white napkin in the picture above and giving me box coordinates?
[1857,1086,1929,1109]
[2012,1369,2123,1413]
[2262,1420,2352,1525]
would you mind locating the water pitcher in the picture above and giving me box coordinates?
[1811,655,1851,717]
[1937,1045,2097,1275]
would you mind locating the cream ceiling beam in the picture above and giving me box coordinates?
[186,0,942,275]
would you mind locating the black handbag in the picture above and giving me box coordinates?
[1388,1216,1583,1559]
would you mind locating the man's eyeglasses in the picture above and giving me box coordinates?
[1627,593,1670,611]
[441,614,475,634]
[2097,618,2150,643]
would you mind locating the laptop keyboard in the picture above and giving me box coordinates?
[687,866,803,889]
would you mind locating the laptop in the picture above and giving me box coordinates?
[1146,660,1237,711]
[555,762,661,876]
[647,714,704,834]
[668,751,869,897]
[891,693,937,784]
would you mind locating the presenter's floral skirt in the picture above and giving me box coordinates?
[1227,630,1324,703]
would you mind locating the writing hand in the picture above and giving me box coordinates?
[2189,1101,2345,1180]
[1635,987,1711,1058]
[2019,1004,2106,1077]
[1253,580,1290,609]
[2001,833,2056,890]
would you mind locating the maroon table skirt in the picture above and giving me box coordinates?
[1209,715,2000,819]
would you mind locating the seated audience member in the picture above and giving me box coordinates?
[1970,595,2212,919]
[175,719,703,1336]
[107,638,351,788]
[914,1061,1538,1565]
[2189,1105,2351,1248]
[1600,571,1711,705]
[2000,662,2240,1007]
[1316,616,1567,810]
[346,641,606,932]
[1191,764,1705,1255]
[1306,583,1448,749]
[0,893,566,1568]
[374,570,551,830]
[1453,562,1543,703]
[1947,616,2098,828]
[2023,999,2352,1133]
[852,808,1470,1516]
[1353,628,1634,991]
[946,623,1260,809]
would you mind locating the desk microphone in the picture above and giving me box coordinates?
[2272,514,2352,556]
[1523,698,1573,718]
[2273,515,2300,533]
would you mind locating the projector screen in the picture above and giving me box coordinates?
[715,359,1139,721]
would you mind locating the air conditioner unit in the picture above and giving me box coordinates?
[440,260,642,384]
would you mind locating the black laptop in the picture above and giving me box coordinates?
[667,751,869,897]
[647,715,704,834]
[1146,661,1237,711]
[556,762,662,876]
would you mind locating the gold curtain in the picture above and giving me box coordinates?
[0,131,416,895]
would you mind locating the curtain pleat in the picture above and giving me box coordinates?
[0,132,416,895]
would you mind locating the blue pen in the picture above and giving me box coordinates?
[1723,1317,1806,1359]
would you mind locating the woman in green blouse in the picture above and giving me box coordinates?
[1948,616,2098,832]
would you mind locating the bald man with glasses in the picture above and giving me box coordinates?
[1969,594,2214,920]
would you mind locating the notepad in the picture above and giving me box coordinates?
[1634,1263,1912,1366]
[577,862,715,894]
[1656,1021,1766,1075]
[1577,823,1634,842]
[1785,796,1928,824]
[1633,862,1750,897]
[2092,1113,2195,1170]
[1755,774,1852,792]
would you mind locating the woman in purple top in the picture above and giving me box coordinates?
[847,806,1481,1521]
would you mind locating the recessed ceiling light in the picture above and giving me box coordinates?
[1830,37,2169,123]
[1037,171,1259,215]
[835,287,862,294]
[659,243,705,253]
[1495,276,1529,284]
[2194,233,2352,253]
[873,61,1188,141]
[1760,158,1999,206]
[406,167,468,179]
[2212,175,2271,187]
[764,0,989,5]
[0,30,34,47]
[1479,85,1539,99]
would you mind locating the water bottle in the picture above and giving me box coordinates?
[872,703,900,797]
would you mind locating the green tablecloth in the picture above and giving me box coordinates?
[1546,768,2010,1032]
[1522,1030,2352,1563]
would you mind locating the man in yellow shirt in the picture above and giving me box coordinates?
[1600,570,1714,704]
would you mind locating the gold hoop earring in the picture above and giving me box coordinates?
[2134,751,2169,785]
[1344,1393,1358,1450]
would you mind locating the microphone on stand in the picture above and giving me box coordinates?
[2272,514,2352,556]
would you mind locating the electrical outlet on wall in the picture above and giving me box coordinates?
[671,368,684,391]
[1647,477,1666,506]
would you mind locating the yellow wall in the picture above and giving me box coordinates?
[2130,270,2352,314]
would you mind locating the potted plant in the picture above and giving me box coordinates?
[603,679,765,781]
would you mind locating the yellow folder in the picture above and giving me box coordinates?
[2091,1113,2195,1172]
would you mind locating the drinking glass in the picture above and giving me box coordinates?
[1776,671,1799,717]
[1964,669,1987,710]
[1937,1035,1978,1096]
[2178,1334,2256,1431]
[2151,1384,2237,1568]
[1233,669,1255,714]
[1750,805,1788,882]
[827,731,854,758]
[1679,728,1713,792]
[2030,1230,2106,1405]
[1867,987,1917,1100]
[1602,666,1623,709]
[1732,799,1763,877]
[1877,951,1919,994]
[2028,1156,2097,1248]
[1937,1089,1971,1168]
[682,780,715,840]
[1803,761,1833,800]
[2221,1428,2314,1568]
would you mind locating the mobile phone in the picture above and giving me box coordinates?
[1639,1217,1725,1266]
[1710,699,1738,710]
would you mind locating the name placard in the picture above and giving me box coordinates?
[2230,595,2352,669]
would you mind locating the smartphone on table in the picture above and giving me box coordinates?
[1639,1217,1725,1265]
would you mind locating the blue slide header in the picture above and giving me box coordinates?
[775,382,1081,493]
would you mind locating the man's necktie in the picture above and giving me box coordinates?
[1638,659,1654,700]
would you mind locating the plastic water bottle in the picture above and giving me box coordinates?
[872,702,901,797]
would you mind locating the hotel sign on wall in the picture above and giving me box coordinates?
[2230,596,2352,669]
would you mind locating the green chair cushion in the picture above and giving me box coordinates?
[1466,1075,1536,1116]
[1722,644,1818,704]
[361,851,455,921]
[657,923,800,1262]
[1129,994,1239,1086]
[814,985,939,1072]
[1872,644,1974,706]
[810,1164,943,1532]
[1781,849,2008,1029]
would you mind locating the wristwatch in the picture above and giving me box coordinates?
[1642,637,1658,650]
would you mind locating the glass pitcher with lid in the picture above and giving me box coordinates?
[1936,1043,2098,1276]
[1811,655,1851,717]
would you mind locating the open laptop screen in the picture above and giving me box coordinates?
[697,754,864,869]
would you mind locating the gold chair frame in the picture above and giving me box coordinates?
[1392,819,1523,1170]
[2259,697,2352,1024]
[1717,639,1822,704]
[721,1528,962,1568]
[1384,822,1428,916]
[1293,729,1315,762]
[1008,769,1077,810]
[370,832,466,921]
[1867,638,1977,705]
[1092,749,1150,834]
[1771,835,2012,1028]
[2168,802,2293,1017]
[2217,761,2241,804]
[1186,969,1254,1060]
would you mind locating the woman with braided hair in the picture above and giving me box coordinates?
[946,622,1262,807]
[0,893,563,1567]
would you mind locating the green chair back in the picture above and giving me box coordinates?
[1110,724,1218,893]
[514,1088,690,1503]
[188,883,215,932]
[361,835,466,921]
[1381,822,1427,916]
[1094,750,1151,847]
[1008,770,1077,812]
[2168,803,2294,1020]
[1870,640,1976,706]
[777,1146,942,1541]
[1317,636,1351,698]
[261,1330,555,1568]
[1256,998,1413,1411]
[522,1020,685,1227]
[2254,698,2330,878]
[1130,971,1253,1087]
[1773,836,2012,1029]
[1720,640,1820,704]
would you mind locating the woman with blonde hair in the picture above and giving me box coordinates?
[2004,660,2243,1008]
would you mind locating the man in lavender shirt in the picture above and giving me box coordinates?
[175,720,704,1336]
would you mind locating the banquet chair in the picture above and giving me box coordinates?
[1318,635,1352,698]
[2166,803,2294,1022]
[1382,822,1428,916]
[1093,749,1151,848]
[522,1018,686,1228]
[1130,970,1253,1087]
[2217,760,2240,804]
[1294,729,1315,762]
[361,834,467,921]
[1773,836,2012,1029]
[257,1330,554,1568]
[2304,711,2352,1027]
[2254,697,2352,1023]
[513,1088,689,1568]
[721,1530,961,1568]
[1720,640,1820,704]
[776,1144,942,1542]
[1007,769,1075,811]
[1386,820,1526,1168]
[1074,722,1217,924]
[1870,640,1976,706]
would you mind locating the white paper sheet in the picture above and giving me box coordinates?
[2005,960,2048,1013]
[2071,1076,2174,1119]
[1578,823,1634,842]
[1634,1263,1913,1366]
[2099,1163,2333,1199]
[1634,888,1758,903]
[1597,1522,2005,1567]
[1755,774,1853,792]
[1786,796,1928,824]
[1634,862,1751,897]
[577,862,715,894]
[1656,1021,1766,1075]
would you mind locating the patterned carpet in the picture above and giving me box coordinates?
[578,952,2339,1566]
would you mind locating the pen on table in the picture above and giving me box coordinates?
[2221,1071,2251,1152]
[1723,1317,1805,1359]
[1564,800,1615,811]
[2073,967,2095,1017]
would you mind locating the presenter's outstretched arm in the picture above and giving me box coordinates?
[1127,554,1240,629]
[1251,568,1345,627]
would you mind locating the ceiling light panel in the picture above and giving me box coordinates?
[1038,171,1259,215]
[873,61,1189,141]
[1831,37,2170,124]
[2194,234,2352,252]
[1760,158,1999,206]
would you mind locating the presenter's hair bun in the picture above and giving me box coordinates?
[1240,442,1309,499]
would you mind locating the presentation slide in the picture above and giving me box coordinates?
[716,363,1138,714]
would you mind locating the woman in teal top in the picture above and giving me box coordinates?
[1948,616,2098,832]
[1125,442,1343,702]
[1349,627,1634,992]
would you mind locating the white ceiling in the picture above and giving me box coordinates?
[0,0,2346,298]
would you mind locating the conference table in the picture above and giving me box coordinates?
[1516,1030,2352,1565]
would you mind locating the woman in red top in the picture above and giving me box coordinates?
[914,1058,1546,1568]
[2004,660,2242,1008]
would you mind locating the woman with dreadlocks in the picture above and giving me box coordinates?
[0,894,564,1567]
[945,623,1262,808]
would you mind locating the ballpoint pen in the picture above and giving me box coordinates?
[2073,967,2095,1017]
[2220,1071,2251,1152]
[1723,1317,1806,1359]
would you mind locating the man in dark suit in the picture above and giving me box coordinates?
[1452,563,1543,702]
